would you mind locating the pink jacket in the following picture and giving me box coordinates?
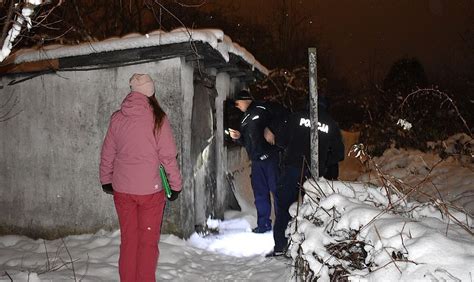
[100,91,182,195]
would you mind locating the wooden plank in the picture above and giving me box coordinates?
[0,59,59,74]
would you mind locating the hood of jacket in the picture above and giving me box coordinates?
[120,91,151,117]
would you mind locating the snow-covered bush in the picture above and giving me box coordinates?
[287,179,473,281]
[427,133,473,165]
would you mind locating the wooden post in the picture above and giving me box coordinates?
[308,47,319,178]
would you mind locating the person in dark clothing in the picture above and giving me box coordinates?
[266,99,344,256]
[316,96,342,180]
[228,90,287,233]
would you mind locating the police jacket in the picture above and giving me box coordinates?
[236,101,286,161]
[274,106,345,176]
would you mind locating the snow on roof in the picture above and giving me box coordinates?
[12,28,269,76]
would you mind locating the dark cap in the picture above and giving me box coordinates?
[234,90,253,101]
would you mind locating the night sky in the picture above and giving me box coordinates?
[206,0,472,87]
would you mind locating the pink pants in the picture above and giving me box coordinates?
[113,191,166,282]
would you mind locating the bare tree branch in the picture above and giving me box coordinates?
[399,88,472,137]
[173,0,206,8]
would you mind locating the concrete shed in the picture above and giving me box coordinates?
[0,29,267,239]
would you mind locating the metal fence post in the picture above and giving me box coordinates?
[308,47,319,178]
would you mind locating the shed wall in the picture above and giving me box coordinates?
[0,58,184,238]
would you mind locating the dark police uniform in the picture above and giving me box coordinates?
[271,105,344,253]
[235,100,287,232]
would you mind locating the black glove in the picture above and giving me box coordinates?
[102,183,114,195]
[168,189,180,201]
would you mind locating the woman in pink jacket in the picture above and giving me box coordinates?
[100,73,182,282]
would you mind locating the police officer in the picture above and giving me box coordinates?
[267,97,344,256]
[228,90,287,233]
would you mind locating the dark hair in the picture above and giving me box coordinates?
[148,95,166,135]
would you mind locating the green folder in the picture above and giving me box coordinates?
[159,165,172,198]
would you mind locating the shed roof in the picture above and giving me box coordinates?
[1,29,268,81]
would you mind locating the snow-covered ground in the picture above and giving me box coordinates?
[0,217,291,281]
[0,134,472,281]
[359,133,474,215]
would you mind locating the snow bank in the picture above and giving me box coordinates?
[288,179,473,281]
